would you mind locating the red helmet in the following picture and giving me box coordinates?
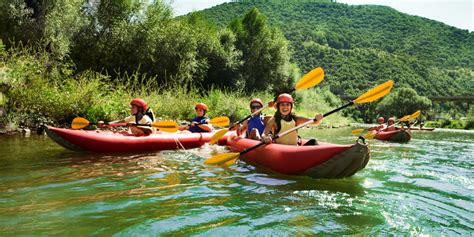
[130,98,148,111]
[249,98,263,107]
[377,117,385,123]
[275,93,294,108]
[195,103,208,111]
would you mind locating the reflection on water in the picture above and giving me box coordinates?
[0,128,473,235]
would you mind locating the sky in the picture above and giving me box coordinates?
[169,0,473,32]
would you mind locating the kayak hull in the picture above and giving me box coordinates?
[409,127,435,131]
[227,136,370,179]
[375,129,412,142]
[46,126,229,153]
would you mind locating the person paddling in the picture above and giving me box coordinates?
[369,117,386,131]
[384,117,397,131]
[179,103,213,133]
[234,98,271,140]
[261,93,323,146]
[99,98,154,135]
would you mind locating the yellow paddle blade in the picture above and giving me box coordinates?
[399,115,411,122]
[364,131,377,139]
[210,128,229,144]
[223,157,238,166]
[204,152,240,165]
[295,67,325,90]
[352,128,365,136]
[354,80,394,104]
[208,116,230,127]
[152,120,179,132]
[409,110,421,120]
[71,117,90,130]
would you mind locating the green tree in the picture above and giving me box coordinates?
[376,87,431,118]
[229,7,294,93]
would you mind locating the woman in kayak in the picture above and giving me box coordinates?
[235,98,271,140]
[261,93,323,146]
[99,98,154,135]
[179,103,213,133]
[369,117,386,131]
[384,117,397,131]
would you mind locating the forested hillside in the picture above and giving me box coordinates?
[198,0,474,96]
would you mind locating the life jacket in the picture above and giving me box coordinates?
[246,115,265,137]
[273,118,298,145]
[189,116,209,133]
[145,108,155,122]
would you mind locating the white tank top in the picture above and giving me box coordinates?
[275,119,298,145]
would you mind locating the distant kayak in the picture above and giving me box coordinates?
[227,136,370,179]
[375,129,412,142]
[46,126,230,153]
[409,127,435,131]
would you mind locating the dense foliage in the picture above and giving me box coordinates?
[199,0,474,97]
[0,0,298,94]
[1,0,472,128]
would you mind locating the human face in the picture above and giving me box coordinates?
[250,103,262,113]
[278,102,292,116]
[130,105,139,115]
[195,108,205,117]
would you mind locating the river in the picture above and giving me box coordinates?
[0,127,473,235]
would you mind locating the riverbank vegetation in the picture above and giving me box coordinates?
[0,0,472,131]
[0,42,348,131]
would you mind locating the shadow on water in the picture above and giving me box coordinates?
[223,160,368,197]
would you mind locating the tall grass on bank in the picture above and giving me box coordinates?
[1,44,349,129]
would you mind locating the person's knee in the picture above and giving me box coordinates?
[249,128,261,140]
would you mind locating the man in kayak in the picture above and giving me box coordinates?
[179,103,213,133]
[261,93,323,146]
[369,117,386,131]
[235,98,271,140]
[98,98,154,135]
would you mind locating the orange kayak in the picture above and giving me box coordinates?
[46,126,230,153]
[227,136,370,179]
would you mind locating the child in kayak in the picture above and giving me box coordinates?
[179,103,213,133]
[261,93,323,146]
[99,98,154,135]
[235,98,271,140]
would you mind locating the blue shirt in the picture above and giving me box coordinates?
[246,115,265,137]
[189,116,210,133]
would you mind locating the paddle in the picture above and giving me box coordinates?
[209,67,325,144]
[71,117,180,132]
[73,116,230,133]
[205,80,395,166]
[181,116,230,127]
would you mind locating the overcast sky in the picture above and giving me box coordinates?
[169,0,473,32]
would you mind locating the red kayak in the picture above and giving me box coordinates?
[227,136,370,179]
[46,126,229,153]
[374,129,412,142]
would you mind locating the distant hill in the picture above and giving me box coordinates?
[195,0,474,96]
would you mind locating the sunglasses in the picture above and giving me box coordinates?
[250,105,262,110]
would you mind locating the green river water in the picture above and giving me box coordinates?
[0,127,473,235]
